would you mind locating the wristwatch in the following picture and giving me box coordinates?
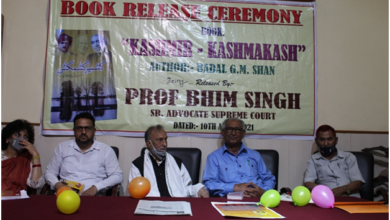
[345,185,350,195]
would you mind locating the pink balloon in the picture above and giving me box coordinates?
[311,185,335,208]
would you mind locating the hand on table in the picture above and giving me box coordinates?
[245,182,265,197]
[198,187,209,198]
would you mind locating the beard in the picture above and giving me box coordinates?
[76,134,94,145]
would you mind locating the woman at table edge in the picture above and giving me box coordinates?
[2,119,45,193]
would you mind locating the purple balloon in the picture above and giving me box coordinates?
[311,185,335,208]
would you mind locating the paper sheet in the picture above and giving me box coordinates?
[134,200,192,216]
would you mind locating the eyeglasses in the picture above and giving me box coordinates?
[74,126,94,132]
[225,127,244,133]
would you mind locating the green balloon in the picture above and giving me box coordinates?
[259,189,281,208]
[291,186,311,206]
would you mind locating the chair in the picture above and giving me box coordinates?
[255,150,279,190]
[27,187,37,195]
[105,146,120,196]
[349,151,374,201]
[40,146,120,196]
[141,147,202,184]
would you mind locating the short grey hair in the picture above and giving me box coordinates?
[220,118,246,131]
[144,124,164,142]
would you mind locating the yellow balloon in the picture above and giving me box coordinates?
[56,190,80,214]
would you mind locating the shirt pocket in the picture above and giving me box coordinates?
[315,163,327,181]
[245,158,258,177]
[219,164,238,183]
[339,162,350,179]
[61,155,79,176]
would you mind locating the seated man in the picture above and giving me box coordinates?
[44,112,123,196]
[203,118,275,197]
[129,125,209,197]
[304,125,364,197]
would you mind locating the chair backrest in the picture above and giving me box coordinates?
[255,149,279,190]
[111,146,119,159]
[141,147,202,184]
[349,151,374,201]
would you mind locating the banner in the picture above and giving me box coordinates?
[41,0,316,138]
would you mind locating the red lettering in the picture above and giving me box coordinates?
[218,7,228,20]
[190,5,200,19]
[267,9,279,23]
[137,3,147,17]
[291,10,302,24]
[181,5,191,18]
[140,88,154,105]
[89,1,102,15]
[103,2,116,16]
[168,90,179,106]
[122,2,136,16]
[280,10,289,23]
[229,7,241,21]
[158,4,169,17]
[61,1,75,14]
[208,6,217,20]
[75,1,88,15]
[252,8,266,22]
[186,90,200,106]
[155,89,167,105]
[169,4,180,18]
[125,88,138,104]
[242,8,251,22]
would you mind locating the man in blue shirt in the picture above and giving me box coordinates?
[203,118,275,197]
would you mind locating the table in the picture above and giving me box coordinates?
[2,195,388,220]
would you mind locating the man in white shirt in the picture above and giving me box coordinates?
[128,125,209,197]
[44,112,123,196]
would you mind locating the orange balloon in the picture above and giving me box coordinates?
[56,186,72,198]
[128,177,151,199]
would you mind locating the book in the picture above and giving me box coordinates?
[212,202,285,218]
[334,201,389,214]
[228,191,244,200]
[60,179,85,195]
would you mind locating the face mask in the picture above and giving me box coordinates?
[319,144,337,157]
[149,140,166,160]
[11,137,25,151]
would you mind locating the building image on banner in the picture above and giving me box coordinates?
[50,29,117,123]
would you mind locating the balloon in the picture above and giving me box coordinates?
[291,186,311,206]
[258,189,281,208]
[311,185,335,208]
[56,190,80,214]
[56,186,72,198]
[128,177,151,199]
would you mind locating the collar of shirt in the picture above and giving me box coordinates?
[313,149,346,161]
[222,143,248,156]
[72,140,100,153]
[148,153,165,166]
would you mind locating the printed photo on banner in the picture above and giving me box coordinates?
[51,29,117,123]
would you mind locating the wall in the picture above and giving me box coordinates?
[2,0,389,196]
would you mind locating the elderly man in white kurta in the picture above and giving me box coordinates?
[128,125,209,197]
